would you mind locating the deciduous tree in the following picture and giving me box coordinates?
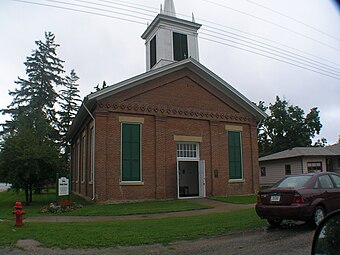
[258,96,323,156]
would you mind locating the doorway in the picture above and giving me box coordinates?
[178,161,199,197]
[177,160,206,198]
[176,142,205,198]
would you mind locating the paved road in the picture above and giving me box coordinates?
[0,223,315,255]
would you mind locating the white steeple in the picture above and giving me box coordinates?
[141,0,201,71]
[164,0,176,17]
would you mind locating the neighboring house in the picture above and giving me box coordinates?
[259,144,340,186]
[68,0,266,202]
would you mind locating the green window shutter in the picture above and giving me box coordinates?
[228,131,242,179]
[122,123,141,181]
[150,36,157,68]
[173,32,188,61]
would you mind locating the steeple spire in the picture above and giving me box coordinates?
[164,0,176,17]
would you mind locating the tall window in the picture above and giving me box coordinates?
[81,132,86,183]
[173,32,188,61]
[150,36,157,68]
[89,126,94,183]
[76,139,80,182]
[228,131,243,180]
[285,164,291,175]
[121,123,141,182]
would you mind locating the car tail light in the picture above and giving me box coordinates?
[293,193,305,204]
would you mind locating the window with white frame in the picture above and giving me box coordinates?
[176,143,199,159]
[307,162,322,173]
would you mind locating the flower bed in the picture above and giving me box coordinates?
[40,200,83,214]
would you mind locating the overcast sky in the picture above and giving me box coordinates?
[0,0,339,144]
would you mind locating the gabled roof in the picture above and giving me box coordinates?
[68,58,267,138]
[259,146,338,162]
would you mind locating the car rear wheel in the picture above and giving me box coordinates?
[267,219,282,227]
[310,206,326,229]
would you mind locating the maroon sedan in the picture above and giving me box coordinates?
[256,172,340,228]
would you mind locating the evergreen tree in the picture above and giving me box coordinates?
[1,32,64,137]
[258,96,323,156]
[0,32,65,203]
[58,69,81,174]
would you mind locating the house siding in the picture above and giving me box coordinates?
[259,156,330,186]
[259,158,302,186]
[331,157,340,173]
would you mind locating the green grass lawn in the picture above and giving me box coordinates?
[0,208,266,248]
[212,195,257,204]
[0,190,87,219]
[0,190,211,219]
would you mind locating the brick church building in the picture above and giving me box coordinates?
[68,0,266,202]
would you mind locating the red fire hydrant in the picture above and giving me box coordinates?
[12,200,25,227]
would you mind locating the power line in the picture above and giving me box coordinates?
[45,0,340,69]
[49,0,340,75]
[200,0,340,53]
[245,0,340,43]
[200,31,340,79]
[200,36,340,81]
[11,0,147,25]
[74,0,155,19]
[202,26,340,74]
[105,0,340,69]
[98,0,159,15]
[199,19,340,69]
[38,0,154,21]
[9,0,340,80]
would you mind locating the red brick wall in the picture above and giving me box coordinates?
[70,68,260,201]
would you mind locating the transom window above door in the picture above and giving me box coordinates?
[176,143,199,159]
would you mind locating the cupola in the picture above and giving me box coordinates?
[141,0,202,71]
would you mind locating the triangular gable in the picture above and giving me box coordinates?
[69,58,266,138]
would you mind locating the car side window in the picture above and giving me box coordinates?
[318,175,335,189]
[330,174,340,188]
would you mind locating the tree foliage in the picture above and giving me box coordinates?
[0,32,81,205]
[2,32,64,137]
[57,69,81,174]
[0,113,59,205]
[258,96,323,157]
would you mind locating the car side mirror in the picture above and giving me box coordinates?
[312,210,340,255]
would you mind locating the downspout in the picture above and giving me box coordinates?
[83,103,96,201]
